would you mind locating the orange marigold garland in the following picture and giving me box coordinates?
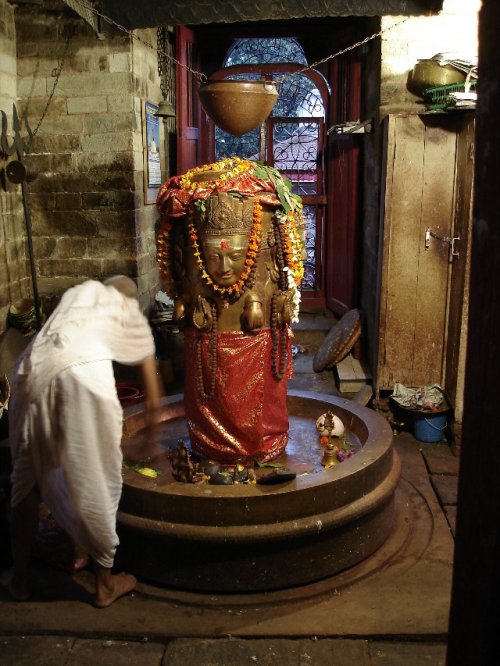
[156,157,305,301]
[187,200,263,299]
[180,156,252,193]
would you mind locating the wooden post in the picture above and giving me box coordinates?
[447,1,500,663]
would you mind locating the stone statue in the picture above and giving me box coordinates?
[156,157,305,465]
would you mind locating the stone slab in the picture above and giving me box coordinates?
[0,636,166,666]
[421,443,460,475]
[444,505,457,536]
[431,474,458,506]
[163,638,371,665]
[0,636,448,666]
[0,636,75,666]
[369,641,446,665]
[335,354,372,393]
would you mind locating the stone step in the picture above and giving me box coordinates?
[292,312,336,350]
[288,370,339,395]
[290,312,340,396]
[290,348,339,395]
[335,353,372,394]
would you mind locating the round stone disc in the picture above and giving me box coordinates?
[313,309,361,373]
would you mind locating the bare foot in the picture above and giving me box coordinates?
[71,554,90,574]
[94,572,137,609]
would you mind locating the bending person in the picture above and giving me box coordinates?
[7,276,163,608]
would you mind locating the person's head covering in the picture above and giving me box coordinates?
[103,275,138,300]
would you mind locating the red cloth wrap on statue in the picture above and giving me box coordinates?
[184,327,293,465]
[156,170,282,219]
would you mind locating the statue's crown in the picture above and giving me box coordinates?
[197,194,254,236]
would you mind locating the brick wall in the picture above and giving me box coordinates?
[11,1,165,315]
[0,0,30,335]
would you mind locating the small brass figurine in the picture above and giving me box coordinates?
[169,440,196,483]
[321,441,339,469]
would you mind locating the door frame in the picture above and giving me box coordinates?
[176,28,365,315]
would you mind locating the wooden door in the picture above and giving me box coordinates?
[325,55,362,315]
[176,26,201,174]
[443,115,475,426]
[376,114,460,391]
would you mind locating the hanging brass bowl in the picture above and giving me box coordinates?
[198,79,279,136]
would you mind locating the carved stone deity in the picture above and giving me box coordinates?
[156,158,305,465]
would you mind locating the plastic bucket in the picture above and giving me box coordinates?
[413,411,447,443]
[116,381,144,408]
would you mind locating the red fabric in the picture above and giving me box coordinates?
[156,166,282,220]
[184,328,292,465]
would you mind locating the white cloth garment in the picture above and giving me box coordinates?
[9,281,156,568]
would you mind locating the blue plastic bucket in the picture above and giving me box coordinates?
[413,411,447,443]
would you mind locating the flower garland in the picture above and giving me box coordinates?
[156,218,176,298]
[277,210,305,286]
[156,157,305,302]
[187,200,263,299]
[180,156,252,193]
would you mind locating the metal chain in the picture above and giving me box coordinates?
[15,2,411,148]
[275,18,409,85]
[73,0,207,82]
[72,1,408,86]
[30,35,71,140]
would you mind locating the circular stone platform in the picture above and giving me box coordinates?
[116,390,399,592]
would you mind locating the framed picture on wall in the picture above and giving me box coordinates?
[143,100,162,204]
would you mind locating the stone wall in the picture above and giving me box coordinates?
[10,0,164,318]
[131,28,165,307]
[0,0,30,335]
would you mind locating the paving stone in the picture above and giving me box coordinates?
[0,635,75,666]
[68,638,166,665]
[444,505,457,536]
[431,474,459,506]
[420,444,460,475]
[289,348,339,394]
[369,641,447,665]
[291,350,317,373]
[163,638,371,666]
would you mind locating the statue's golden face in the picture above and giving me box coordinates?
[202,234,248,286]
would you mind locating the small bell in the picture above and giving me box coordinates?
[155,100,176,118]
[321,440,339,469]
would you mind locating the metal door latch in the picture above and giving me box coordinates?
[425,228,460,262]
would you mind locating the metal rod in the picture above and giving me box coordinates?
[20,179,42,331]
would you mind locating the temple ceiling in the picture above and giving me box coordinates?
[61,1,443,29]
